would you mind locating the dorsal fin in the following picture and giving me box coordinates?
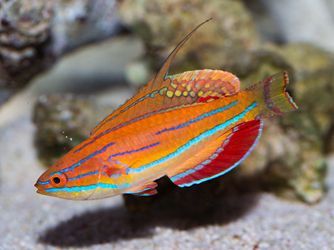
[151,18,213,87]
[91,19,213,135]
[90,68,240,138]
[90,19,239,138]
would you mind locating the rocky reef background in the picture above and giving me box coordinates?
[1,0,334,249]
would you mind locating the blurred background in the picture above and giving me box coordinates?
[0,0,333,249]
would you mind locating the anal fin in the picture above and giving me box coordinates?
[125,181,158,196]
[168,119,263,187]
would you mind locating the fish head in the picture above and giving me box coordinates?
[34,148,124,200]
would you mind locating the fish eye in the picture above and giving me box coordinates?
[50,173,67,187]
[53,177,61,184]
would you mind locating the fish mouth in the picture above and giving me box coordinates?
[34,182,47,195]
[36,189,46,195]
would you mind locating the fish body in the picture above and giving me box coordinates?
[35,20,297,200]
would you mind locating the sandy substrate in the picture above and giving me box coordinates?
[0,113,333,250]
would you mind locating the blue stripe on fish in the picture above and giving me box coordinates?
[170,136,230,182]
[45,182,130,193]
[92,89,162,135]
[108,142,160,160]
[68,168,124,182]
[128,102,257,174]
[38,180,50,185]
[67,170,99,181]
[51,142,115,175]
[156,100,238,135]
[75,105,180,153]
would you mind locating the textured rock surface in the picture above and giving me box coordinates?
[242,120,327,204]
[0,113,333,249]
[0,0,120,103]
[269,43,334,153]
[0,0,52,102]
[32,94,96,166]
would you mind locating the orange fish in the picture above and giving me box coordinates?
[35,20,298,200]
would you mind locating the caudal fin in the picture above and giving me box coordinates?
[245,71,298,118]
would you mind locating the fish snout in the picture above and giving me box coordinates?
[34,183,40,192]
[34,180,48,195]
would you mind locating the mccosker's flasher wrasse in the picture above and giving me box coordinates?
[35,19,298,200]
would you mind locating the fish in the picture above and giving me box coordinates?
[35,19,298,200]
